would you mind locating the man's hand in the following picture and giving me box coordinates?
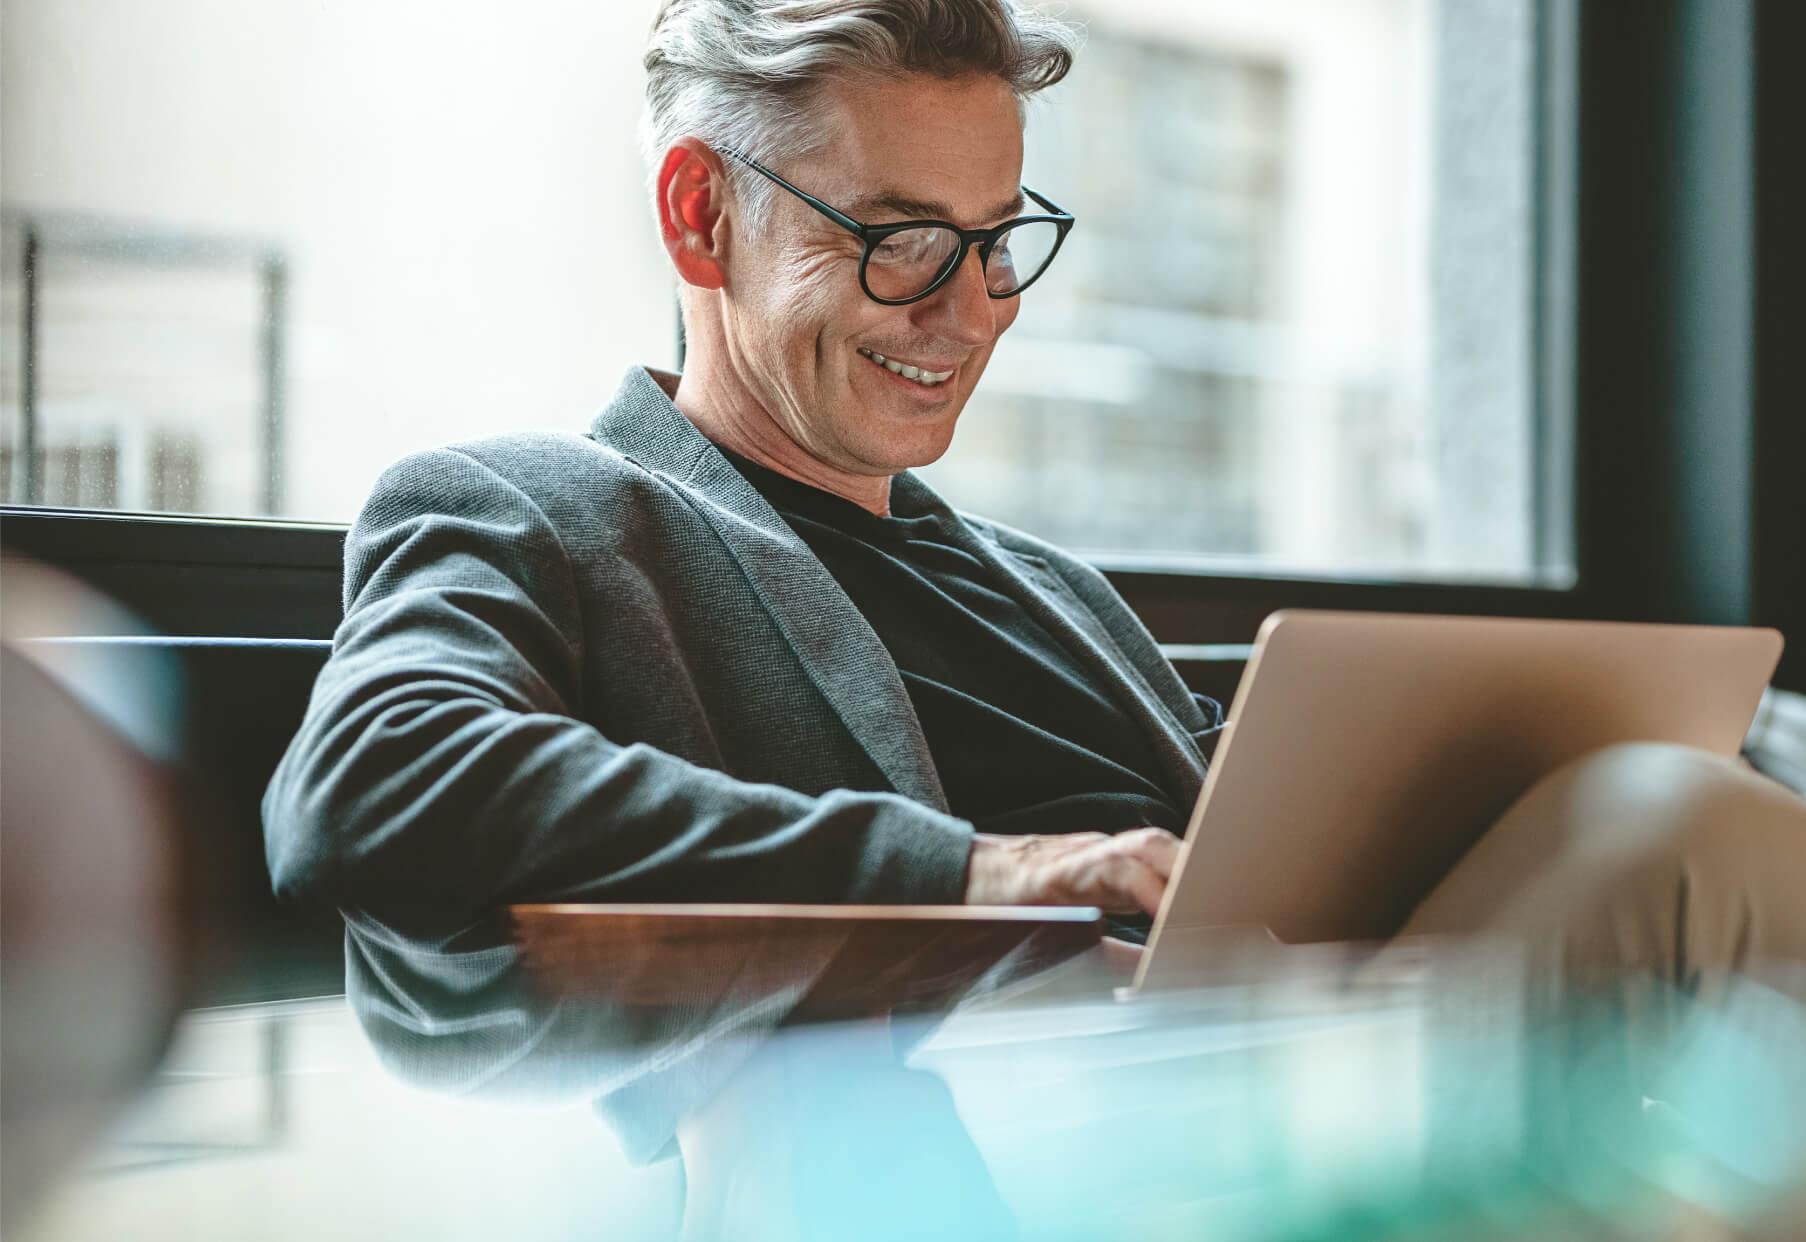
[962,828,1182,916]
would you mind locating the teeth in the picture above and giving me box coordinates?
[858,348,953,386]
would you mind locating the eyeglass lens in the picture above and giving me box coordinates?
[863,219,1062,301]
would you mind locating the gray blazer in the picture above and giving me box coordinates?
[266,365,1213,919]
[262,364,1215,1158]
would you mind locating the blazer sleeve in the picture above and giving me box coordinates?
[261,446,974,928]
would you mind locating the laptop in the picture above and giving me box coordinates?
[1130,610,1783,995]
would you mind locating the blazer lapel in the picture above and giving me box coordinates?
[589,369,948,811]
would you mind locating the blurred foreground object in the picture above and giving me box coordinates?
[0,560,200,1236]
[912,937,1806,1242]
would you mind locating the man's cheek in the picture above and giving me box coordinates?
[794,288,863,379]
[773,246,843,306]
[796,275,847,328]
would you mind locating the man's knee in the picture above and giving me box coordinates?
[1406,742,1806,943]
[1522,741,1802,865]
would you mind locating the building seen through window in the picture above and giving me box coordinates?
[1,214,279,514]
[1,0,1544,582]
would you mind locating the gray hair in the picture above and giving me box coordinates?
[641,0,1080,232]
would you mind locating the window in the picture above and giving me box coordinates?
[1,213,279,512]
[1,0,1554,585]
[921,1,1546,581]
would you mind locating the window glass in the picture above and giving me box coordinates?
[1,0,1546,581]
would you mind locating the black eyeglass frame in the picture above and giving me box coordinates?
[720,147,1076,307]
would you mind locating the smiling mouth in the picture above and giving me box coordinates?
[857,347,955,388]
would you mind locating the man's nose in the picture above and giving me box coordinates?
[910,246,1000,346]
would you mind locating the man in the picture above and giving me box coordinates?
[267,0,1207,936]
[265,0,1806,1179]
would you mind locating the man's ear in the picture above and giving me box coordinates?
[657,140,729,292]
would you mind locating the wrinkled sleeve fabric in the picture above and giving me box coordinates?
[261,446,974,930]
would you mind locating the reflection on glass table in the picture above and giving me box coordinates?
[18,929,1806,1242]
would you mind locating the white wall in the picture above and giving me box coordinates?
[3,0,673,521]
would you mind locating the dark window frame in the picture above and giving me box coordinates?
[4,0,1800,692]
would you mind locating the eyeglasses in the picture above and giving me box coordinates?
[719,147,1075,307]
